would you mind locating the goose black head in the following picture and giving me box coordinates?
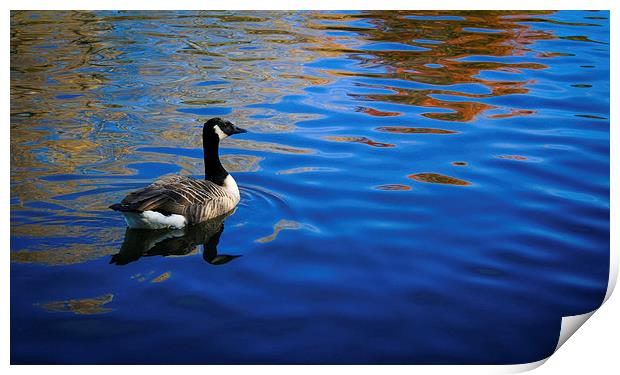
[204,117,247,141]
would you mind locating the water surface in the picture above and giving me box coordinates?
[10,10,609,364]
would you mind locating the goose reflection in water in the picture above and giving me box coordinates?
[110,214,241,266]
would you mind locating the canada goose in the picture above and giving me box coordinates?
[109,118,247,229]
[110,213,241,266]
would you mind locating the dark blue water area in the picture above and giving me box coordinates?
[177,107,233,116]
[10,10,609,364]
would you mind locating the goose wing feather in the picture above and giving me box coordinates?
[120,175,237,223]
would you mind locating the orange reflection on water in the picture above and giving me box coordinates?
[356,106,401,117]
[408,173,471,186]
[376,126,457,134]
[496,155,528,161]
[308,10,555,123]
[488,109,535,119]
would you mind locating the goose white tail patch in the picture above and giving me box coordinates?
[122,211,187,229]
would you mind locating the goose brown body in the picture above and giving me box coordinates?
[109,118,247,229]
[116,175,240,224]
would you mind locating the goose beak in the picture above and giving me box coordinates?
[232,126,248,135]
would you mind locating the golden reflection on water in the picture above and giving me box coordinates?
[11,225,123,266]
[151,271,172,283]
[11,244,119,266]
[11,10,325,215]
[37,294,115,315]
[255,219,303,243]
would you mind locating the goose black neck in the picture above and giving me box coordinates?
[203,133,228,186]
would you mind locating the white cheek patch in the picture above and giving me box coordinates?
[213,125,228,140]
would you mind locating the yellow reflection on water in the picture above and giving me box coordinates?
[255,219,303,243]
[151,271,172,283]
[37,294,114,315]
[11,244,119,266]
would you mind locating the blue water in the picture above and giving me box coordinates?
[10,10,609,364]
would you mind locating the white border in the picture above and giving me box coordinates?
[4,1,617,373]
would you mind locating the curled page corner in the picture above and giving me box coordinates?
[555,310,597,352]
[525,242,616,370]
[500,311,597,373]
[604,251,618,304]
[500,358,548,373]
[503,265,616,373]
